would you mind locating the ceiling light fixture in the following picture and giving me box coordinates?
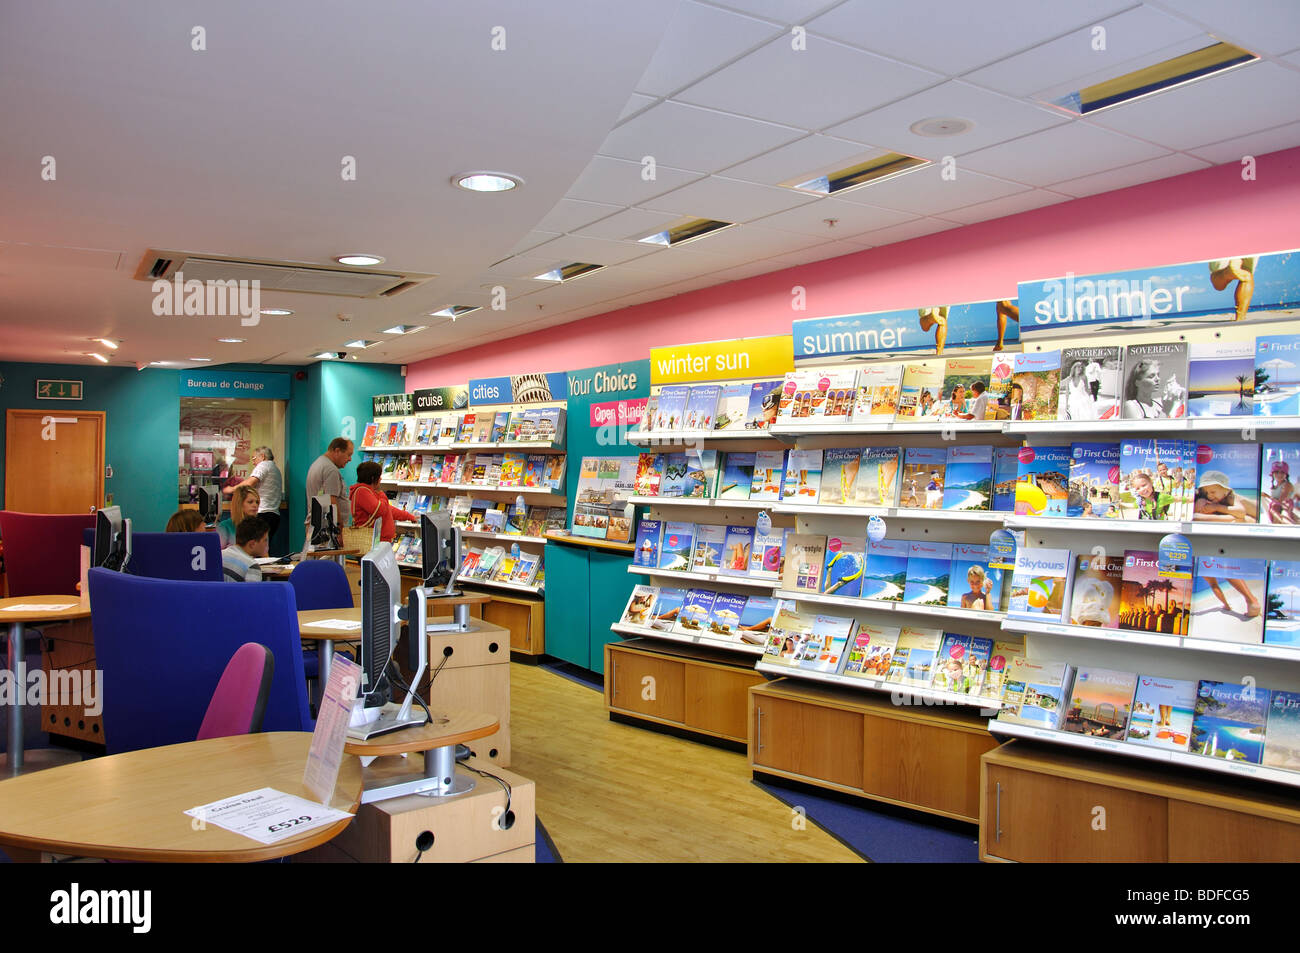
[259,308,294,316]
[88,352,109,363]
[189,358,213,362]
[344,339,377,349]
[217,338,245,344]
[429,306,480,319]
[94,338,120,350]
[382,324,427,335]
[1053,41,1257,114]
[453,171,524,192]
[638,218,735,247]
[149,361,173,366]
[790,153,929,196]
[312,351,341,360]
[334,255,385,266]
[534,262,604,282]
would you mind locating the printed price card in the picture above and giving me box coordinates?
[185,787,351,845]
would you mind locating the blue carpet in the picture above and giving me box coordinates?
[755,778,979,863]
[535,817,561,863]
[538,659,603,693]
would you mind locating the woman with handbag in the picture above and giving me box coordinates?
[348,461,417,545]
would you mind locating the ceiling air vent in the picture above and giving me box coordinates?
[134,250,434,299]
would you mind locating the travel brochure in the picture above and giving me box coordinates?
[361,449,565,494]
[362,407,566,448]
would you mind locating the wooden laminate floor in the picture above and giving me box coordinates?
[509,662,863,863]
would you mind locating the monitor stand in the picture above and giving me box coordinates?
[346,701,426,741]
[359,742,474,803]
[425,590,472,633]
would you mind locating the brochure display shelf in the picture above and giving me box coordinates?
[1004,616,1300,660]
[627,430,781,446]
[627,495,773,511]
[1009,417,1300,436]
[754,661,1008,711]
[378,481,566,505]
[1005,514,1300,539]
[774,502,1005,522]
[777,589,1007,626]
[609,622,765,657]
[457,575,544,597]
[459,530,548,545]
[626,564,778,592]
[363,440,564,454]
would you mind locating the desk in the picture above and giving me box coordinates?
[0,595,90,776]
[0,732,363,862]
[297,608,363,691]
[304,548,360,568]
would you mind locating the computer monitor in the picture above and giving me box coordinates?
[93,506,132,573]
[197,484,222,527]
[419,511,461,593]
[309,494,340,551]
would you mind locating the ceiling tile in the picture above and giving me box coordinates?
[807,0,1132,75]
[483,255,569,280]
[633,1,781,97]
[618,93,658,122]
[611,244,742,278]
[533,198,624,234]
[719,133,881,185]
[939,188,1073,224]
[599,100,804,173]
[959,122,1168,186]
[565,155,705,206]
[1188,120,1300,164]
[527,233,663,267]
[640,174,820,222]
[705,1,846,25]
[1154,0,1300,56]
[506,230,561,256]
[674,34,944,130]
[963,5,1209,98]
[749,196,917,237]
[570,207,681,241]
[831,164,1028,215]
[827,80,1068,158]
[451,276,543,303]
[1049,153,1212,198]
[708,259,797,283]
[674,222,832,259]
[760,239,863,268]
[1086,62,1300,151]
[851,217,963,247]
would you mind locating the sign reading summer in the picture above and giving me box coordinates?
[793,300,1018,362]
[371,392,413,417]
[467,372,568,406]
[412,385,468,413]
[180,369,290,400]
[1018,249,1300,335]
[650,335,793,385]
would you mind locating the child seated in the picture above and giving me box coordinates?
[222,515,269,582]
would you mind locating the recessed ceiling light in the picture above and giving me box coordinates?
[343,339,377,349]
[259,308,294,316]
[190,358,213,362]
[1051,40,1257,115]
[149,361,173,366]
[217,338,245,344]
[453,171,523,192]
[638,218,735,247]
[789,153,929,196]
[334,255,385,266]
[312,351,340,360]
[429,306,480,319]
[533,262,604,282]
[88,352,109,363]
[382,324,427,335]
[93,338,120,350]
[908,117,973,137]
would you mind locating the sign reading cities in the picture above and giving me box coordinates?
[36,379,83,400]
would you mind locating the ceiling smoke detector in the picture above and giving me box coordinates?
[909,117,973,137]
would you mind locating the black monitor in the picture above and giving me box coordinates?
[419,511,462,593]
[309,494,340,551]
[198,484,222,526]
[357,541,401,715]
[93,506,132,573]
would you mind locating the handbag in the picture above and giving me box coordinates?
[341,487,382,553]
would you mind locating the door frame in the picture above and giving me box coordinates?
[4,409,106,511]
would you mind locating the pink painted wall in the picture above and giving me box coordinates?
[409,146,1300,387]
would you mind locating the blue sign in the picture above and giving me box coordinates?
[179,370,290,399]
[1157,533,1193,580]
[1019,249,1300,335]
[468,371,569,406]
[988,528,1018,571]
[793,299,1015,362]
[867,515,886,543]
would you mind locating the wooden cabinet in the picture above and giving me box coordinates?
[605,639,764,743]
[482,594,544,655]
[750,679,997,823]
[981,740,1300,862]
[42,617,102,746]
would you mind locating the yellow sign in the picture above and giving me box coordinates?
[649,335,794,385]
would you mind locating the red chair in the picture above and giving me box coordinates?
[0,511,97,597]
[197,643,276,740]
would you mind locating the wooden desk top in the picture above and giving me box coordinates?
[0,595,91,624]
[298,608,363,641]
[545,532,635,553]
[344,708,498,756]
[0,732,363,862]
[304,549,361,558]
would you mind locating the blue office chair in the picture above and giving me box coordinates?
[88,568,313,754]
[126,532,222,581]
[288,560,355,680]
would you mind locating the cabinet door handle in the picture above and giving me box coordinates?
[995,781,1002,842]
[755,706,763,753]
[610,659,617,698]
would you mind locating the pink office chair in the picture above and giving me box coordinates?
[196,643,276,740]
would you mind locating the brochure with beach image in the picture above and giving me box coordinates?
[793,615,854,674]
[683,448,718,499]
[938,356,991,420]
[705,592,748,640]
[985,351,1015,419]
[820,448,865,506]
[813,370,858,422]
[763,603,816,667]
[719,525,754,577]
[996,660,1075,729]
[851,364,902,422]
[749,450,787,502]
[713,383,752,431]
[1188,555,1268,644]
[1191,680,1271,763]
[737,596,779,644]
[1255,334,1300,417]
[1193,442,1260,524]
[691,524,727,573]
[980,639,1026,705]
[1117,439,1182,521]
[885,626,944,687]
[1265,559,1300,646]
[942,444,992,510]
[1263,691,1300,771]
[781,449,823,502]
[1119,549,1191,634]
[781,533,827,594]
[1011,350,1061,420]
[1014,445,1070,517]
[1068,442,1121,519]
[634,453,665,497]
[1126,675,1196,752]
[841,623,900,679]
[900,446,947,510]
[683,385,721,431]
[948,544,1004,612]
[620,585,659,626]
[745,380,783,430]
[1123,341,1188,419]
[674,589,718,636]
[855,446,901,507]
[648,588,686,631]
[656,522,695,572]
[657,453,689,498]
[1061,667,1137,739]
[1007,547,1073,621]
[1069,553,1124,627]
[897,360,945,418]
[749,530,785,580]
[1058,346,1122,421]
[992,446,1018,511]
[718,452,756,501]
[821,536,865,598]
[653,385,691,431]
[903,541,953,607]
[1261,443,1300,525]
[861,538,908,602]
[930,634,994,695]
[1188,339,1254,416]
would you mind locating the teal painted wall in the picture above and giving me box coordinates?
[322,362,404,490]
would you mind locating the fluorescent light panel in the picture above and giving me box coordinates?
[791,153,929,195]
[1054,41,1258,114]
[638,218,735,247]
[534,262,604,282]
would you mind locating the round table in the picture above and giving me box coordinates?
[345,709,499,803]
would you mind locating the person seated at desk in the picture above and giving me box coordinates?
[165,509,207,533]
[349,461,417,543]
[217,485,260,549]
[222,515,269,582]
